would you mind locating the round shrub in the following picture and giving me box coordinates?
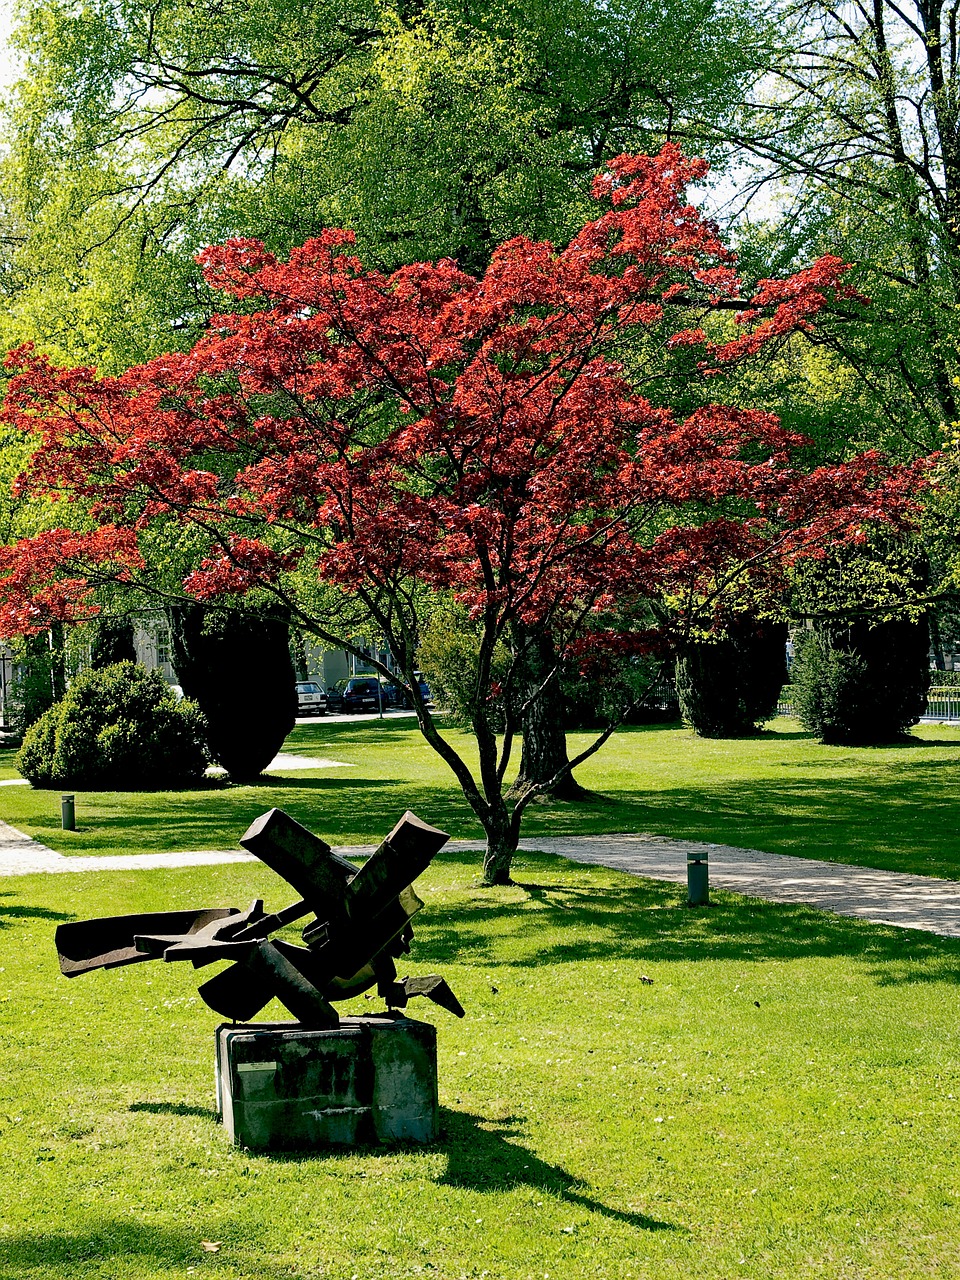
[791,619,930,745]
[675,619,787,738]
[16,661,208,788]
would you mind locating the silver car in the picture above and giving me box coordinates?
[295,681,328,716]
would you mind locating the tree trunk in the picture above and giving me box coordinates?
[481,803,519,885]
[49,623,66,701]
[931,613,946,670]
[510,627,587,801]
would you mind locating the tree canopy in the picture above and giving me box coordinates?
[707,0,960,455]
[0,0,762,368]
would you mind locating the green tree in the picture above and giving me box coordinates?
[791,619,931,745]
[88,615,136,668]
[169,603,297,782]
[676,619,787,738]
[1,0,761,366]
[702,0,960,455]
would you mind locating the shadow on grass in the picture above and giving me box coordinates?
[129,1101,218,1120]
[0,1220,306,1280]
[25,777,231,795]
[439,1108,677,1231]
[287,719,437,749]
[0,892,72,928]
[22,715,960,875]
[244,1104,675,1232]
[24,777,481,854]
[417,849,960,987]
[515,761,960,878]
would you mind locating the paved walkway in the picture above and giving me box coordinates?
[0,821,259,875]
[527,834,960,939]
[2,820,960,938]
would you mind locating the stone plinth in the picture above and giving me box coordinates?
[215,1016,439,1150]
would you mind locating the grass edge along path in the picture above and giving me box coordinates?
[5,823,960,941]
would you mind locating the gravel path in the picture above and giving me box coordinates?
[2,820,959,939]
[0,820,258,875]
[525,834,960,939]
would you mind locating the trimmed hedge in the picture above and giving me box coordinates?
[168,604,297,782]
[89,616,136,668]
[675,620,787,738]
[16,661,208,789]
[791,619,930,745]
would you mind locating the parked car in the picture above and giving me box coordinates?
[382,674,433,709]
[295,681,328,716]
[326,677,382,714]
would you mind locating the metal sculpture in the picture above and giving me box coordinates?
[54,809,464,1027]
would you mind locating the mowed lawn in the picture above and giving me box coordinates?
[1,716,960,878]
[3,853,960,1280]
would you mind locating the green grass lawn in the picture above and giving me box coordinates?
[2,717,960,878]
[3,853,960,1279]
[5,724,960,1278]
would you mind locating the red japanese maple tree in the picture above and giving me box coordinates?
[0,147,922,881]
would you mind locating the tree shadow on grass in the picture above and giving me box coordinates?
[24,777,231,795]
[415,849,960,988]
[245,775,398,791]
[517,758,960,879]
[287,719,438,749]
[438,1107,678,1232]
[0,892,72,928]
[30,777,484,856]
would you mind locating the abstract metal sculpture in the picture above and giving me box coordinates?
[55,808,464,1027]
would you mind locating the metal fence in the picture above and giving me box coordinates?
[777,686,960,723]
[922,687,960,722]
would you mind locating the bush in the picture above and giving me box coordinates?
[16,661,208,789]
[791,619,930,745]
[168,604,296,781]
[928,669,960,688]
[675,619,787,738]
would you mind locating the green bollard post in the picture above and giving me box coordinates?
[61,794,76,832]
[686,848,709,906]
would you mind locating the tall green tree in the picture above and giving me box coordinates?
[1,0,762,367]
[702,0,960,455]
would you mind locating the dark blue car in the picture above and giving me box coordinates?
[382,675,432,709]
[326,677,382,714]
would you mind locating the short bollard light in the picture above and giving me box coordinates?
[61,794,76,832]
[686,847,709,906]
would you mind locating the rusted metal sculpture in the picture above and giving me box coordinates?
[54,809,464,1027]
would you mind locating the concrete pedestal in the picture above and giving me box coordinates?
[215,1016,439,1150]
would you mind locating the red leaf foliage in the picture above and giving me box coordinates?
[0,146,923,663]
